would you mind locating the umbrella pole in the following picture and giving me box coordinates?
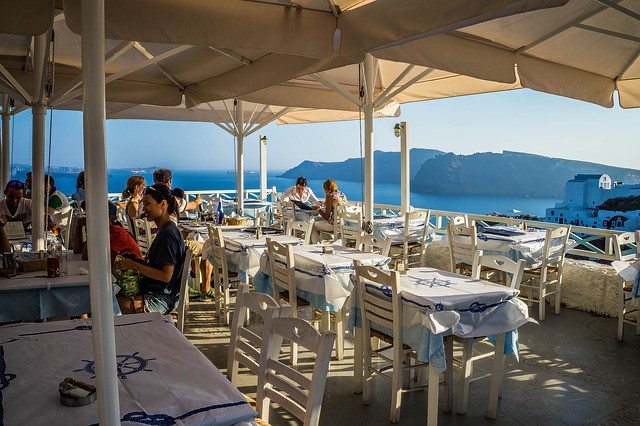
[236,100,244,214]
[81,0,121,423]
[363,54,375,225]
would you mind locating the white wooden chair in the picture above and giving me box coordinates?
[519,226,571,320]
[256,316,335,426]
[318,202,344,243]
[281,201,296,232]
[255,210,270,227]
[266,238,319,365]
[402,210,431,267]
[340,210,363,248]
[286,220,314,245]
[356,234,392,257]
[446,220,478,275]
[173,249,193,334]
[613,231,639,341]
[58,208,74,248]
[270,203,284,230]
[445,252,526,415]
[354,261,428,423]
[207,224,238,325]
[133,218,154,256]
[116,204,129,232]
[227,283,288,385]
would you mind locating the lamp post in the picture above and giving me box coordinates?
[394,122,410,214]
[259,135,268,200]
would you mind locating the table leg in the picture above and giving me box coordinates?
[353,326,363,394]
[427,364,439,426]
[487,333,506,419]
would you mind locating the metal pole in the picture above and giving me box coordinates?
[31,34,47,251]
[399,121,410,214]
[1,94,9,187]
[259,135,268,200]
[81,0,121,423]
[236,100,244,214]
[363,54,375,224]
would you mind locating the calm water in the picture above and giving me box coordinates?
[22,169,560,218]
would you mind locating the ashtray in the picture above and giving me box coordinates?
[59,377,97,407]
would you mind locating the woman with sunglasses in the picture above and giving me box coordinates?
[117,184,186,314]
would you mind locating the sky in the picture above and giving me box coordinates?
[4,88,639,172]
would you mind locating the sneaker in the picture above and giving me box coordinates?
[188,288,201,298]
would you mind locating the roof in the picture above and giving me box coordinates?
[569,174,609,182]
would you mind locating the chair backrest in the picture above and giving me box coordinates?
[116,204,129,231]
[227,283,288,385]
[446,220,478,273]
[58,208,74,247]
[287,220,314,245]
[471,252,526,290]
[356,234,391,257]
[256,210,270,227]
[270,203,284,229]
[207,224,232,286]
[266,238,299,309]
[541,226,571,268]
[613,231,638,262]
[175,249,193,333]
[281,201,296,231]
[133,218,156,256]
[403,209,431,267]
[354,261,403,348]
[340,210,363,247]
[257,316,335,426]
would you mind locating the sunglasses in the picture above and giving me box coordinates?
[143,186,159,195]
[7,180,24,189]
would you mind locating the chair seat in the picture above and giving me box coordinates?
[279,291,311,307]
[455,261,473,273]
[523,266,559,276]
[370,328,411,350]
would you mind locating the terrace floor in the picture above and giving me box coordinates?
[184,301,640,426]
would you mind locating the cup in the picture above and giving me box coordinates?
[47,257,60,277]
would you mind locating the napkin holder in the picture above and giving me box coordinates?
[59,377,97,407]
[322,246,335,255]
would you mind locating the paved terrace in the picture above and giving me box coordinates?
[184,300,639,426]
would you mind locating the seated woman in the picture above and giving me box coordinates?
[311,179,345,243]
[117,184,186,314]
[72,171,86,206]
[121,175,146,231]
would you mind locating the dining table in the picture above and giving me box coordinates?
[349,267,530,425]
[0,312,257,425]
[0,252,120,322]
[253,242,391,312]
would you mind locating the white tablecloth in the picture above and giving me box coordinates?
[253,243,390,311]
[0,313,257,425]
[203,231,302,278]
[349,267,529,372]
[368,214,431,244]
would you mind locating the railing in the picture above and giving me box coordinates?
[105,189,634,262]
[373,205,635,262]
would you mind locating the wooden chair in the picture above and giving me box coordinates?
[356,234,392,257]
[58,208,74,248]
[267,238,317,365]
[270,203,284,230]
[354,261,428,423]
[340,210,363,248]
[286,220,314,245]
[446,220,478,275]
[227,283,288,385]
[174,249,193,334]
[402,210,431,267]
[519,226,571,320]
[318,202,344,243]
[255,210,270,227]
[281,201,296,232]
[133,218,154,256]
[256,316,335,426]
[207,224,238,325]
[445,252,526,415]
[613,231,639,341]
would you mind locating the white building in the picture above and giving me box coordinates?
[545,174,640,231]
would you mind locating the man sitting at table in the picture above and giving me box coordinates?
[282,176,321,206]
[0,179,32,229]
[153,168,202,216]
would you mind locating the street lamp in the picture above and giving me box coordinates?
[260,135,268,144]
[393,123,403,138]
[259,135,268,200]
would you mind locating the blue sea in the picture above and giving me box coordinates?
[25,169,560,218]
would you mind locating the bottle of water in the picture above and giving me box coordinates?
[217,199,224,225]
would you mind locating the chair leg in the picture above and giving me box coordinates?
[334,310,344,361]
[555,278,562,315]
[353,327,363,394]
[390,344,403,423]
[487,333,506,420]
[223,287,231,325]
[362,335,372,405]
[538,281,546,321]
[457,338,474,415]
[635,298,640,336]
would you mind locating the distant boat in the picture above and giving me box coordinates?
[227,170,257,174]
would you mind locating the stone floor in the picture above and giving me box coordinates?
[183,301,640,426]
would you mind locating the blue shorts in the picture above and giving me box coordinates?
[143,292,178,314]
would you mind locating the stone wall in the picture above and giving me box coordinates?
[424,240,626,318]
